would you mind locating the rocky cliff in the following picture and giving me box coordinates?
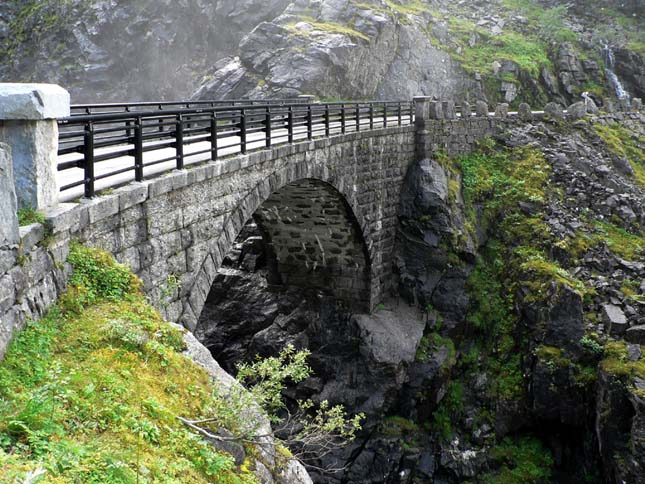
[1,0,642,106]
[196,111,644,482]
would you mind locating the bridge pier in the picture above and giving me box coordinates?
[0,84,70,210]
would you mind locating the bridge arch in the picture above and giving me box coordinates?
[180,155,382,331]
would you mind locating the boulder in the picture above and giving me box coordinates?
[544,102,564,121]
[567,101,587,119]
[625,325,645,345]
[494,103,509,117]
[601,304,628,336]
[518,102,533,121]
[475,100,488,117]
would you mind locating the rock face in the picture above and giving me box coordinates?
[192,2,470,101]
[0,0,290,102]
[2,0,642,105]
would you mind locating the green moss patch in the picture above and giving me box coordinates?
[601,341,645,381]
[289,16,369,41]
[593,123,645,188]
[481,436,554,484]
[0,245,257,484]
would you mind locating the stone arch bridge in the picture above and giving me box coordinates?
[0,84,545,355]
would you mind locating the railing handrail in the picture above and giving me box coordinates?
[69,99,402,118]
[68,98,312,114]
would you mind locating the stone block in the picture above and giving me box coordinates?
[567,101,586,120]
[26,247,54,285]
[116,182,148,211]
[0,118,61,210]
[0,248,18,275]
[19,223,44,253]
[625,325,645,345]
[148,174,176,198]
[518,103,533,121]
[442,101,456,119]
[84,196,120,224]
[0,84,70,120]
[45,203,81,234]
[475,101,488,117]
[601,304,628,336]
[0,274,15,313]
[48,238,71,265]
[544,102,564,121]
[428,101,443,120]
[0,143,19,248]
[495,103,509,118]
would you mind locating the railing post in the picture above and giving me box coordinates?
[240,109,247,154]
[83,121,95,198]
[341,104,346,134]
[383,103,388,127]
[307,104,313,140]
[355,103,360,132]
[175,114,184,169]
[0,84,70,209]
[134,116,144,182]
[266,107,272,148]
[288,106,294,144]
[398,102,402,126]
[210,112,218,160]
[370,103,374,130]
[325,104,331,137]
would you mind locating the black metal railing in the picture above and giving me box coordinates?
[69,98,313,116]
[57,100,413,199]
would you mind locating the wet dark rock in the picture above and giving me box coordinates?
[625,325,645,345]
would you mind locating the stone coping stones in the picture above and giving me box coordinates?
[0,83,70,120]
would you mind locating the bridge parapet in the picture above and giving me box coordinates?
[0,84,70,210]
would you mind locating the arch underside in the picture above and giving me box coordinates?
[180,157,383,331]
[252,179,371,310]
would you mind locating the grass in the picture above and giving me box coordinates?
[383,0,429,16]
[289,16,369,41]
[593,123,645,188]
[17,208,46,227]
[454,30,551,78]
[0,245,258,484]
[592,220,644,261]
[600,341,645,381]
[415,332,456,365]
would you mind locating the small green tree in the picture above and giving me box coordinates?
[180,345,364,474]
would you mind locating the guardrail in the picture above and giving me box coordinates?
[57,100,413,199]
[68,98,313,116]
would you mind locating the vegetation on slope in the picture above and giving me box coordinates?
[593,122,645,189]
[0,245,258,484]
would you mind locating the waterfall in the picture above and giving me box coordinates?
[602,44,630,100]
